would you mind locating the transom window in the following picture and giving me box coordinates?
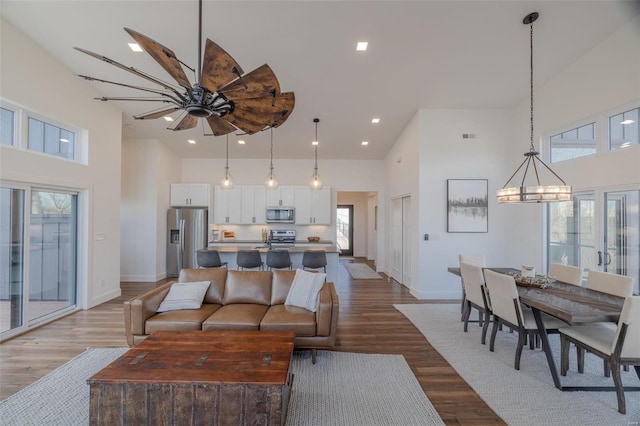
[28,117,76,160]
[1,107,15,146]
[609,107,639,151]
[549,123,596,163]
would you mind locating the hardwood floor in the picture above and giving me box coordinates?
[0,258,504,425]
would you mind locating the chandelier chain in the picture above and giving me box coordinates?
[529,19,535,152]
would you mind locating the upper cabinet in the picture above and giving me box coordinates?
[170,183,211,207]
[265,186,295,207]
[294,187,331,225]
[214,185,266,225]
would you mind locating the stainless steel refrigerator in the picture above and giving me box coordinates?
[167,208,208,277]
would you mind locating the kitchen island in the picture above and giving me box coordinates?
[205,243,341,283]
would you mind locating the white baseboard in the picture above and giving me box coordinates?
[89,288,121,308]
[120,274,163,282]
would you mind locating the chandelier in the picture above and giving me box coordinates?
[497,12,571,203]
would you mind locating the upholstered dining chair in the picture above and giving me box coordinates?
[484,269,567,370]
[586,270,634,298]
[302,250,327,273]
[459,262,492,344]
[548,263,583,286]
[236,250,264,270]
[458,254,486,320]
[196,249,227,268]
[559,296,640,414]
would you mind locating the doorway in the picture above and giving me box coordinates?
[336,205,354,256]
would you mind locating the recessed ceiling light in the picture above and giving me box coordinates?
[371,118,380,124]
[361,141,369,146]
[621,119,635,125]
[238,140,245,145]
[163,116,174,122]
[59,138,69,143]
[312,140,318,146]
[356,42,368,51]
[128,43,143,52]
[188,139,196,144]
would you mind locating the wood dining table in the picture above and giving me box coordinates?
[448,266,637,392]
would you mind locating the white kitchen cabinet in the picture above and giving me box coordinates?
[214,186,242,224]
[241,186,266,224]
[265,186,295,207]
[294,186,331,224]
[170,183,211,207]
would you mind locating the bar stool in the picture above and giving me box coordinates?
[236,249,264,270]
[266,249,292,270]
[196,249,227,268]
[302,250,327,273]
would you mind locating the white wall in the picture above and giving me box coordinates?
[0,19,123,308]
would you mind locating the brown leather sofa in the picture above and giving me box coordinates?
[124,268,339,362]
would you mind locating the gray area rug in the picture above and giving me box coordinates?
[0,348,443,426]
[343,262,383,280]
[395,303,640,425]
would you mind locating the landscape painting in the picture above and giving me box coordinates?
[447,179,488,233]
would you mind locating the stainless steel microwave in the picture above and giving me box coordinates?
[266,207,295,223]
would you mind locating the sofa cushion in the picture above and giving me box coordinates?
[285,269,326,312]
[271,270,297,305]
[223,271,272,305]
[146,304,221,334]
[157,281,211,312]
[260,305,316,336]
[202,304,269,330]
[179,268,227,304]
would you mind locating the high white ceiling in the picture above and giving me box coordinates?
[1,1,638,160]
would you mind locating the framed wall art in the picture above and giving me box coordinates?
[447,179,488,233]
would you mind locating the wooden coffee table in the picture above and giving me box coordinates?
[88,330,295,425]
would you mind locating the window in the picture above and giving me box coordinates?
[1,107,15,146]
[28,117,76,160]
[609,107,639,151]
[549,123,596,163]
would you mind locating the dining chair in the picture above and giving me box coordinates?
[548,263,583,286]
[484,269,567,370]
[559,296,640,414]
[196,249,227,268]
[458,254,486,320]
[236,250,264,270]
[459,262,492,344]
[585,270,634,298]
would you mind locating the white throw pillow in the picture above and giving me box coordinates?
[157,281,211,312]
[285,269,326,312]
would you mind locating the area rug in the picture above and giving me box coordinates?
[395,303,640,425]
[343,262,383,280]
[0,348,443,426]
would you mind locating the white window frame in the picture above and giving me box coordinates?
[606,101,640,153]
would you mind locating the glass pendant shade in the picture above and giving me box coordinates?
[220,135,233,190]
[498,12,571,204]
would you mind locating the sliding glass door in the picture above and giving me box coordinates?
[0,184,78,339]
[548,189,639,293]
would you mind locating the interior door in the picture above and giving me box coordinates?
[390,198,403,283]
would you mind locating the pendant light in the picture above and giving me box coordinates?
[220,134,234,190]
[265,127,279,190]
[309,118,323,190]
[497,12,571,203]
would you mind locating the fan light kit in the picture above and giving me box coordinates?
[497,12,571,204]
[74,0,294,137]
[309,118,323,190]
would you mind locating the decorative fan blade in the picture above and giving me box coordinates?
[134,107,181,120]
[79,75,185,104]
[171,114,198,131]
[225,92,295,133]
[74,47,185,97]
[200,39,244,94]
[206,115,237,136]
[271,92,295,128]
[95,97,174,102]
[219,64,281,101]
[124,28,192,89]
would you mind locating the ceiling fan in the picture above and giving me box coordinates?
[73,0,294,136]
